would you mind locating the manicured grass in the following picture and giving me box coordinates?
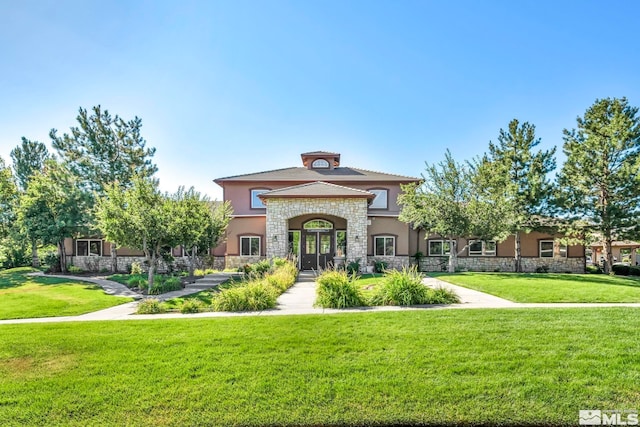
[433,272,640,302]
[353,272,384,296]
[0,267,133,320]
[1,308,640,425]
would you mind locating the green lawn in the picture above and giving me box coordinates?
[0,267,133,320]
[353,272,384,296]
[1,308,639,425]
[433,272,640,303]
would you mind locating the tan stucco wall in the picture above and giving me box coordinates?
[367,216,412,256]
[224,216,267,256]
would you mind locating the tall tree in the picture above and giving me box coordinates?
[167,188,232,278]
[51,105,157,272]
[10,137,51,266]
[0,156,18,241]
[556,97,640,273]
[18,160,90,273]
[399,150,510,272]
[477,119,556,272]
[96,176,174,289]
[10,137,50,191]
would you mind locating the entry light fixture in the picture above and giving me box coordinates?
[273,235,278,241]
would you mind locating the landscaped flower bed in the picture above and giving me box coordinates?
[139,258,298,314]
[316,266,459,308]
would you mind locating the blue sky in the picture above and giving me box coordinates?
[1,0,639,199]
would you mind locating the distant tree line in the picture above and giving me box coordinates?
[0,106,232,286]
[399,97,640,274]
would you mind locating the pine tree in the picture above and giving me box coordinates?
[556,97,640,273]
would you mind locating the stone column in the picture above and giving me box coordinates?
[346,200,368,266]
[265,199,289,258]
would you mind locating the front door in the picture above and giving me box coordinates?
[301,230,333,270]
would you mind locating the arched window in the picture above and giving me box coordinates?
[311,158,330,169]
[303,219,333,230]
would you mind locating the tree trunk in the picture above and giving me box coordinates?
[604,236,613,274]
[189,246,196,278]
[147,252,156,292]
[31,240,40,268]
[514,230,522,273]
[447,238,457,273]
[110,242,118,273]
[58,241,67,273]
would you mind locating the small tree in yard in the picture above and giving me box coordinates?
[10,137,50,266]
[167,187,232,278]
[556,97,640,274]
[18,160,90,273]
[399,150,511,273]
[477,119,556,272]
[96,176,174,289]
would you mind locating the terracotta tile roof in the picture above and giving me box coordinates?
[258,182,375,199]
[214,166,419,184]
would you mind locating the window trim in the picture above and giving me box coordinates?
[250,188,271,209]
[367,188,389,210]
[240,235,261,257]
[76,239,103,257]
[428,239,451,256]
[374,235,396,257]
[311,158,330,169]
[539,240,567,258]
[468,240,497,257]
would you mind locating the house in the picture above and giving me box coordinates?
[589,240,639,265]
[213,151,586,273]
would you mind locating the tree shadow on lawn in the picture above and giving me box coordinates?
[0,272,105,292]
[440,272,640,288]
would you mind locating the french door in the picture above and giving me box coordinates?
[301,230,333,270]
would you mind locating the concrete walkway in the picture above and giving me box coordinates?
[28,272,142,298]
[3,272,640,325]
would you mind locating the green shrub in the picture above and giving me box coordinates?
[264,263,297,292]
[130,262,142,275]
[126,274,147,289]
[535,265,549,273]
[316,270,366,309]
[212,282,277,311]
[67,265,84,274]
[99,267,110,274]
[194,268,216,276]
[137,298,164,314]
[43,251,61,273]
[149,276,183,295]
[180,299,205,314]
[630,266,640,276]
[612,264,630,276]
[586,265,603,274]
[425,287,460,304]
[369,267,429,306]
[346,259,361,275]
[373,259,388,273]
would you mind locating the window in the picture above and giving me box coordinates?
[311,158,329,169]
[288,231,300,258]
[336,230,347,257]
[374,236,395,256]
[303,219,333,230]
[539,240,567,258]
[428,240,451,256]
[240,236,260,256]
[250,189,269,209]
[468,240,496,256]
[76,239,102,256]
[368,189,388,209]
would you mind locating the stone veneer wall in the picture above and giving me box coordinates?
[265,197,369,266]
[68,255,226,273]
[369,255,411,270]
[225,255,266,269]
[420,256,585,273]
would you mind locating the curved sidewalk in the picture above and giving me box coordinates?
[3,273,640,325]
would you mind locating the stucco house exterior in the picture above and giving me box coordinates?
[213,151,586,273]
